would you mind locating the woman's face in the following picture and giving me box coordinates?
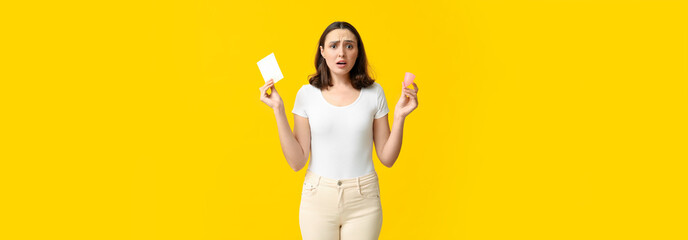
[320,29,358,77]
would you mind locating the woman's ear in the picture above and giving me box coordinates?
[319,46,324,57]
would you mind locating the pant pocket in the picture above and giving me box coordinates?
[302,181,318,196]
[358,182,380,199]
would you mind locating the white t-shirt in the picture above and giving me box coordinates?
[292,82,389,179]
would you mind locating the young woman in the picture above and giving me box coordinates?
[258,21,419,240]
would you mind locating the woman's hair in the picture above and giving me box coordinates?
[308,21,375,90]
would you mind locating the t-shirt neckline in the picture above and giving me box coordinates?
[318,87,363,109]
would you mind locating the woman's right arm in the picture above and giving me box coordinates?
[260,79,310,172]
[274,107,310,171]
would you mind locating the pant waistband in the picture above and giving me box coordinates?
[304,170,378,189]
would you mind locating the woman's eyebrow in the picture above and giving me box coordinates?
[329,40,357,44]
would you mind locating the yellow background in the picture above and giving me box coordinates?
[2,0,687,239]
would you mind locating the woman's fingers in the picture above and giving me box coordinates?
[260,81,271,91]
[403,88,417,97]
[404,85,418,93]
[260,79,275,94]
[259,80,275,107]
[263,79,274,88]
[401,82,418,97]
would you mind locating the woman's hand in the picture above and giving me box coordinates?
[259,79,284,110]
[394,82,419,119]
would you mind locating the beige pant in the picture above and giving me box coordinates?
[299,170,383,240]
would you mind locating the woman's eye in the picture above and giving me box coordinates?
[347,45,353,49]
[330,45,336,48]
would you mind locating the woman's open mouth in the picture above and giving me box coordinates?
[336,60,347,68]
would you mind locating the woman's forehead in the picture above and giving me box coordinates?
[325,29,357,42]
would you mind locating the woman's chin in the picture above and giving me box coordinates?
[331,68,351,76]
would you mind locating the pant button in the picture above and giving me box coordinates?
[337,181,342,186]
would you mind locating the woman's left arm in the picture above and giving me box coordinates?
[373,82,419,167]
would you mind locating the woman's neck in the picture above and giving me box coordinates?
[329,72,352,89]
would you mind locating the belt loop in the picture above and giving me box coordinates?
[357,176,362,195]
[317,175,321,187]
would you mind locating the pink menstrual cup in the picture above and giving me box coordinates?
[404,72,415,88]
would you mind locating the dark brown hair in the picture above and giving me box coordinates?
[308,21,375,90]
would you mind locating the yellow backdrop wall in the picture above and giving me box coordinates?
[2,0,687,239]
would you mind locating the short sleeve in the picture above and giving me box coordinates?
[374,83,389,119]
[292,85,308,118]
